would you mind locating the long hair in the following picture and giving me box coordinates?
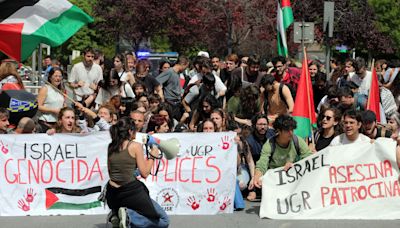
[55,107,80,133]
[47,67,64,91]
[108,116,136,156]
[239,85,259,119]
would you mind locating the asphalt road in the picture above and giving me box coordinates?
[1,201,400,228]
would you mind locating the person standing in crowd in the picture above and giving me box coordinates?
[0,107,10,134]
[310,107,341,152]
[37,67,66,133]
[157,56,189,120]
[158,60,171,75]
[271,56,300,94]
[259,74,294,118]
[220,53,239,84]
[113,53,135,86]
[106,117,169,228]
[313,72,329,110]
[188,58,227,100]
[0,62,25,90]
[348,57,372,96]
[253,115,312,189]
[95,69,134,107]
[330,109,370,146]
[211,56,221,78]
[231,54,264,87]
[68,47,103,103]
[135,60,162,97]
[308,60,321,85]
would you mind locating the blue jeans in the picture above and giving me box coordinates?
[127,199,169,228]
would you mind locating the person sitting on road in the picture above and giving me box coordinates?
[253,114,312,189]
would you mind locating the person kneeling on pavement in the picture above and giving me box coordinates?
[252,114,313,188]
[105,117,169,228]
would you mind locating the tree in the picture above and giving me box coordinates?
[369,0,400,55]
[52,0,114,64]
[94,0,170,53]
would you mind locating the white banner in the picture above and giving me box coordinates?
[260,138,400,219]
[0,132,236,216]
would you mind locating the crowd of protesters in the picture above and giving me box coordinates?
[1,47,400,226]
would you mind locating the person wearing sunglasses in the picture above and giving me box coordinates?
[310,108,341,152]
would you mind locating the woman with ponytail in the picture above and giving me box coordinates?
[106,117,169,228]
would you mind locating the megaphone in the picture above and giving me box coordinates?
[146,135,180,160]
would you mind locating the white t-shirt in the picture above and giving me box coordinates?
[329,133,370,146]
[188,73,226,95]
[349,71,372,96]
[68,62,103,100]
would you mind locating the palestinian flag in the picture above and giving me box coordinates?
[367,66,381,122]
[293,51,317,138]
[0,0,93,61]
[277,0,294,57]
[45,186,102,210]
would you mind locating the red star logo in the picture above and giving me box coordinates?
[163,193,173,203]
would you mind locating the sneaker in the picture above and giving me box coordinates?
[107,211,120,228]
[118,207,128,228]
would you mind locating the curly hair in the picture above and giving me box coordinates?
[273,114,297,131]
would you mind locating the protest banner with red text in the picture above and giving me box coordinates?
[0,132,236,216]
[140,132,237,215]
[260,138,400,219]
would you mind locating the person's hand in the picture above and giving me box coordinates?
[46,128,56,135]
[182,112,190,119]
[89,83,97,91]
[77,80,85,87]
[254,176,262,189]
[150,145,160,158]
[244,119,252,126]
[283,162,294,171]
[309,143,317,153]
[248,178,254,190]
[74,102,84,111]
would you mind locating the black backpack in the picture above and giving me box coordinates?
[268,135,300,168]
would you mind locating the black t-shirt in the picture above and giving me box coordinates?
[136,75,160,94]
[316,133,335,151]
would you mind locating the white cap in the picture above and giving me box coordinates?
[197,51,210,58]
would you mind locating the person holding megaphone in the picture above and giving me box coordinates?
[106,117,169,228]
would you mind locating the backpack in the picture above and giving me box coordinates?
[268,135,301,168]
[263,83,290,113]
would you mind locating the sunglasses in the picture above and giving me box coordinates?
[323,115,333,121]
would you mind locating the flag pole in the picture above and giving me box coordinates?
[367,58,375,109]
[303,47,315,145]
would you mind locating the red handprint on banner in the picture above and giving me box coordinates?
[206,188,217,202]
[0,140,9,154]
[18,199,30,211]
[219,196,231,211]
[186,196,200,210]
[219,136,232,151]
[25,188,37,203]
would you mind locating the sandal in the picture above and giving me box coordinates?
[247,191,257,201]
